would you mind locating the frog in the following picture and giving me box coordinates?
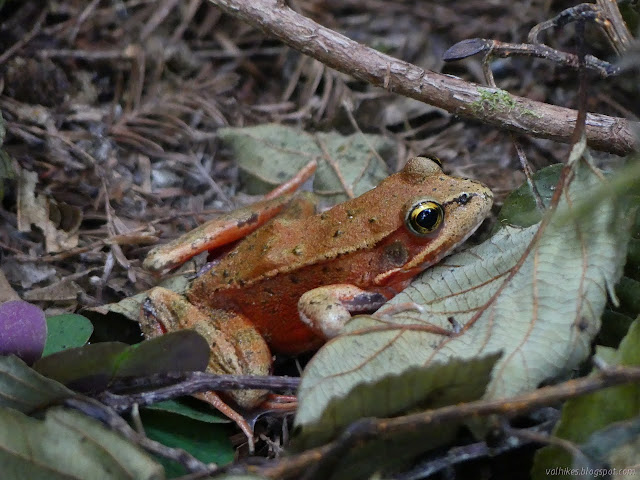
[140,155,493,448]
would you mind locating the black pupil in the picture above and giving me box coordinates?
[416,207,439,229]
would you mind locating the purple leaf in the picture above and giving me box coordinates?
[0,300,47,364]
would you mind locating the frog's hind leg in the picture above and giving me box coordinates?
[143,160,317,274]
[196,391,258,452]
[141,287,273,452]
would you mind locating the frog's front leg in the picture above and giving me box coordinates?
[298,285,390,339]
[141,287,272,450]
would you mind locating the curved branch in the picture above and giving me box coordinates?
[209,0,638,156]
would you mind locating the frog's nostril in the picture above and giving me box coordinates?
[457,193,471,205]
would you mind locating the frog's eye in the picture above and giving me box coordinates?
[406,201,444,236]
[417,154,443,169]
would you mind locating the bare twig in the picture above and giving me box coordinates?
[208,0,637,156]
[98,371,300,412]
[443,38,620,78]
[528,1,633,55]
[140,0,181,41]
[514,142,545,212]
[38,48,133,61]
[597,0,634,53]
[66,0,101,43]
[171,0,203,42]
[393,413,558,480]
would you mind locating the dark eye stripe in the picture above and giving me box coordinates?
[442,192,477,207]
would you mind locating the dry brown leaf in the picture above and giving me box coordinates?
[23,278,83,302]
[17,169,81,253]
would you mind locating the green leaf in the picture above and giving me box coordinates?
[0,356,72,413]
[42,314,94,356]
[142,410,233,477]
[33,341,129,392]
[532,318,640,478]
[33,330,210,392]
[497,163,561,228]
[293,353,500,451]
[0,407,163,480]
[499,159,640,232]
[114,330,210,378]
[218,124,393,204]
[144,399,227,424]
[294,356,498,479]
[597,310,635,348]
[296,158,631,445]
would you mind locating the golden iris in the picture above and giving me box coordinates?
[406,201,444,235]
